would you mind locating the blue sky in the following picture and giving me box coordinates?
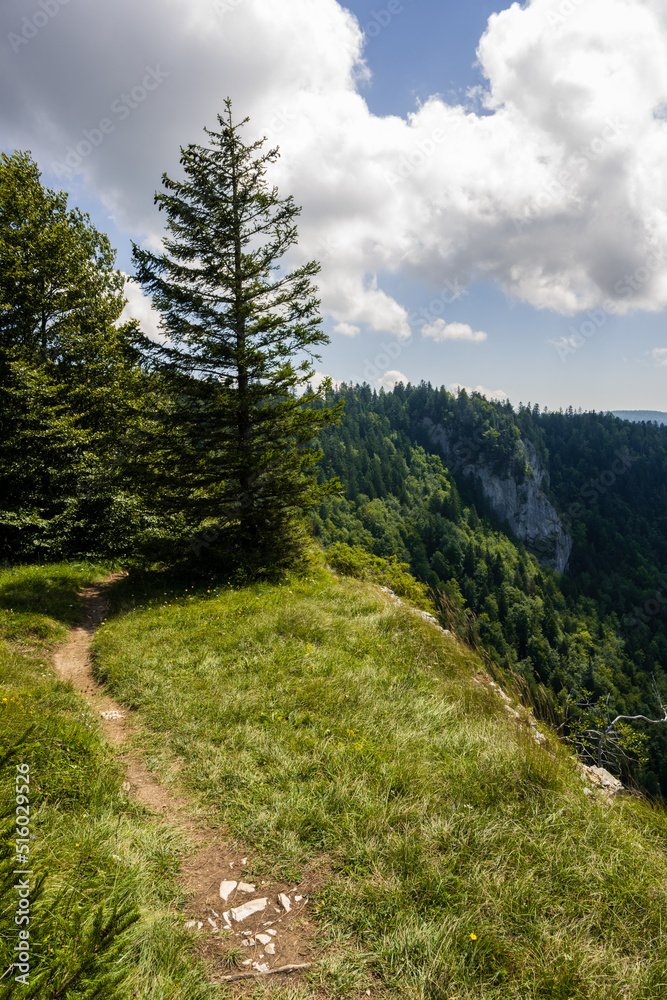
[2,0,666,412]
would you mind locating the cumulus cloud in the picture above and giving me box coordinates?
[650,347,667,367]
[120,276,164,342]
[333,322,361,338]
[3,0,667,339]
[377,369,409,389]
[422,320,487,343]
[449,383,509,402]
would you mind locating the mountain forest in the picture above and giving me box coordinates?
[3,132,667,999]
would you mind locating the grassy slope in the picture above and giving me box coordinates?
[90,559,667,1000]
[0,563,218,1000]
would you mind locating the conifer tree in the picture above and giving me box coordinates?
[132,100,341,571]
[0,151,152,560]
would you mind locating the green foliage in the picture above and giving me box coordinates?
[131,100,342,573]
[0,152,158,562]
[325,542,433,609]
[313,383,667,793]
[0,563,221,999]
[92,565,667,999]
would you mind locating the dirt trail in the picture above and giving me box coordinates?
[52,576,320,987]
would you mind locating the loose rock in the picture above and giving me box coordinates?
[219,880,237,901]
[230,897,268,922]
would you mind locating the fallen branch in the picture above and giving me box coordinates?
[218,962,312,983]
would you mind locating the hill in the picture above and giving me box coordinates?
[612,410,667,425]
[312,384,667,795]
[3,558,667,997]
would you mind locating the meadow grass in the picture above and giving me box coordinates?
[90,561,667,999]
[0,563,219,1000]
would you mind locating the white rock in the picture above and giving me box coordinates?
[207,918,217,929]
[241,938,255,947]
[184,920,196,929]
[278,892,292,912]
[252,962,270,973]
[294,895,303,902]
[241,929,253,937]
[255,933,272,945]
[265,943,276,954]
[241,858,247,865]
[237,882,256,893]
[242,959,252,965]
[230,897,268,922]
[219,880,237,901]
[267,928,277,936]
[197,921,203,929]
[582,765,624,795]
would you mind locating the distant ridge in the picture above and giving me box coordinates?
[611,410,667,425]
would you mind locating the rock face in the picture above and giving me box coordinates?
[423,418,572,573]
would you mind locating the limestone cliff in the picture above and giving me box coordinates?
[422,418,572,573]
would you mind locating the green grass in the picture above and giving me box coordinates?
[89,560,667,999]
[0,563,219,1000]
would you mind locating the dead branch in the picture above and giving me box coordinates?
[218,962,312,983]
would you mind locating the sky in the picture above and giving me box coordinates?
[2,0,667,412]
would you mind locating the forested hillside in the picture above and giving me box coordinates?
[313,384,667,795]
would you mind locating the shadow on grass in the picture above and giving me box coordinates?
[0,562,111,631]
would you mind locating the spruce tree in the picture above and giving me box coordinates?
[0,151,153,560]
[131,100,341,572]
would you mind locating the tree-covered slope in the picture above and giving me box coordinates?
[312,384,667,795]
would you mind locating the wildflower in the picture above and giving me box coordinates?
[470,933,477,941]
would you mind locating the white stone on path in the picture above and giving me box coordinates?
[230,897,268,922]
[219,880,237,901]
[255,933,272,945]
[252,962,270,973]
[267,928,277,936]
[265,943,276,955]
[278,892,292,912]
[237,882,256,893]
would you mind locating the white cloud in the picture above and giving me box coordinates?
[449,382,509,402]
[120,277,165,342]
[3,0,667,338]
[650,347,667,367]
[305,370,330,390]
[377,369,409,389]
[422,320,487,343]
[333,322,361,338]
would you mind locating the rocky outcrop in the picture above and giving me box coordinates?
[423,418,572,573]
